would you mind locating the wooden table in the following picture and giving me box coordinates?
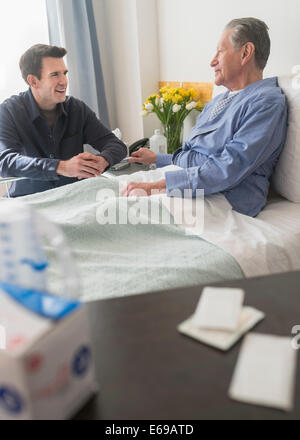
[75,271,300,420]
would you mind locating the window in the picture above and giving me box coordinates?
[0,0,49,103]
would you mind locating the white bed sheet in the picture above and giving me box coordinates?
[107,165,300,278]
[176,193,300,277]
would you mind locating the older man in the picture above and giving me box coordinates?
[0,44,127,197]
[123,17,287,217]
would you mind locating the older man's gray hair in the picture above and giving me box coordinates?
[225,17,270,70]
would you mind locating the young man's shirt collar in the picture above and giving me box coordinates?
[26,88,68,122]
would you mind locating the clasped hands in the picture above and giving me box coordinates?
[121,147,166,197]
[57,152,109,179]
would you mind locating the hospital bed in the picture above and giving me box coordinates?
[1,75,299,302]
[1,164,298,303]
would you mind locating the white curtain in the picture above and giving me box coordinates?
[0,0,49,104]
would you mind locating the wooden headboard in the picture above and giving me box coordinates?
[158,81,214,103]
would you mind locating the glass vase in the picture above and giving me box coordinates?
[163,122,183,155]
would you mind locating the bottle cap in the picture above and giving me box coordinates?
[154,129,161,135]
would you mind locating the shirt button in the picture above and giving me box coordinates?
[49,154,55,159]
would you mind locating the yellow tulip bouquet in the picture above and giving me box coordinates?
[142,86,203,154]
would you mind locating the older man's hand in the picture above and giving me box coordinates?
[57,152,109,179]
[121,180,166,197]
[128,148,156,165]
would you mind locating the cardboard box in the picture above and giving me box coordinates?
[0,286,98,420]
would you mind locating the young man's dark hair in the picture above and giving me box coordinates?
[19,44,67,85]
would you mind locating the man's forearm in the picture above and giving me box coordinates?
[90,135,127,167]
[0,150,60,180]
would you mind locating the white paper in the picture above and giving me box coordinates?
[229,333,297,411]
[178,306,265,351]
[192,287,244,331]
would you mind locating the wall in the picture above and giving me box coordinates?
[135,0,161,142]
[0,0,49,104]
[157,0,300,82]
[93,0,160,144]
[93,0,300,141]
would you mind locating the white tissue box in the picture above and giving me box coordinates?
[0,286,97,420]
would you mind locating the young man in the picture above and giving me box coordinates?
[0,44,127,197]
[122,18,288,217]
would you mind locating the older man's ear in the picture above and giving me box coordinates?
[241,42,256,66]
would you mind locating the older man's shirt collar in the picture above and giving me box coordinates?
[238,77,278,96]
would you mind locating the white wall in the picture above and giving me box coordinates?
[135,0,161,141]
[157,0,300,82]
[0,0,49,104]
[93,0,160,144]
[93,0,300,141]
[93,0,142,144]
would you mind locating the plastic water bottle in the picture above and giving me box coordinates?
[149,129,167,154]
[0,200,80,299]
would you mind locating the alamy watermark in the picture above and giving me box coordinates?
[95,185,204,234]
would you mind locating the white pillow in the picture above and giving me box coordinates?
[272,75,300,202]
[212,84,227,98]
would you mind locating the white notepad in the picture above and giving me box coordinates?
[229,333,297,411]
[192,287,245,331]
[178,306,265,351]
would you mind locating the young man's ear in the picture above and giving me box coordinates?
[27,74,39,88]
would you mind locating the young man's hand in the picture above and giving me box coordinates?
[57,152,109,179]
[120,180,166,197]
[128,148,156,165]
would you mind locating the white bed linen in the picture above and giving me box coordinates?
[106,165,300,278]
[177,193,300,277]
